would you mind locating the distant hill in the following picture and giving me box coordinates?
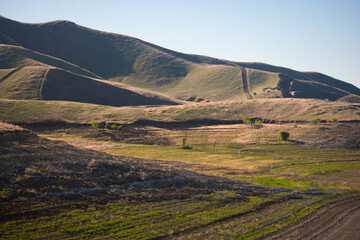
[0,15,359,102]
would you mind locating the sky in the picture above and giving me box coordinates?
[1,0,360,87]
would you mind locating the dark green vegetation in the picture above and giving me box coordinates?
[1,15,359,103]
[278,130,290,141]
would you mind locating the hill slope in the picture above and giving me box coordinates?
[0,16,359,101]
[0,98,359,124]
[0,44,179,106]
[0,66,178,106]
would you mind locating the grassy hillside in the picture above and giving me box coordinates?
[0,43,180,106]
[1,16,358,102]
[0,66,47,99]
[0,65,178,106]
[0,98,358,123]
[0,44,99,78]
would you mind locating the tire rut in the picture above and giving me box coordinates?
[266,196,360,240]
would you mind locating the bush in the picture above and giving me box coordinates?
[254,119,263,128]
[279,131,290,141]
[117,125,123,129]
[310,117,321,125]
[111,124,117,129]
[330,116,338,123]
[91,120,99,128]
[242,116,251,125]
[104,123,109,128]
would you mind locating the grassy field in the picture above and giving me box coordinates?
[1,120,359,239]
[0,98,359,124]
[97,124,360,190]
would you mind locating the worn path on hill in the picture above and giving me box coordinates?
[241,67,252,99]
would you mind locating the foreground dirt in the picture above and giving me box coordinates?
[267,197,360,240]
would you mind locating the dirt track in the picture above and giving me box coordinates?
[241,67,253,99]
[267,197,360,240]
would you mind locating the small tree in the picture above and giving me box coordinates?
[91,120,99,129]
[111,124,117,129]
[180,137,192,149]
[310,117,321,125]
[279,130,290,141]
[104,122,109,129]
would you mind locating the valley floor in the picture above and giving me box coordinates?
[0,121,359,239]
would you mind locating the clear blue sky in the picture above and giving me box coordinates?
[1,0,360,87]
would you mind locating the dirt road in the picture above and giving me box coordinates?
[241,67,253,99]
[267,197,360,240]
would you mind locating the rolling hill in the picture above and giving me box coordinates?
[0,15,359,103]
[0,44,179,106]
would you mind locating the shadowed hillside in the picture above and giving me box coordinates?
[0,65,178,106]
[42,68,178,106]
[0,15,359,102]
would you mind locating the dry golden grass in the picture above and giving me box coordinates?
[0,121,25,132]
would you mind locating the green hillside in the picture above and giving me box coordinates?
[1,16,359,102]
[0,44,99,78]
[0,65,178,106]
[0,66,47,99]
[0,43,179,106]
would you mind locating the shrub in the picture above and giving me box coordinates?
[310,117,321,125]
[117,125,123,129]
[330,116,338,123]
[91,120,99,129]
[180,137,192,149]
[242,116,251,125]
[254,119,263,128]
[111,124,117,129]
[279,131,290,141]
[104,123,109,128]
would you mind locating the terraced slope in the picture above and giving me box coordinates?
[1,16,359,102]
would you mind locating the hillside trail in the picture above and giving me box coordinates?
[266,196,360,240]
[241,67,253,99]
[0,67,21,84]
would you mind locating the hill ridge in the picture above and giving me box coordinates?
[0,15,359,102]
